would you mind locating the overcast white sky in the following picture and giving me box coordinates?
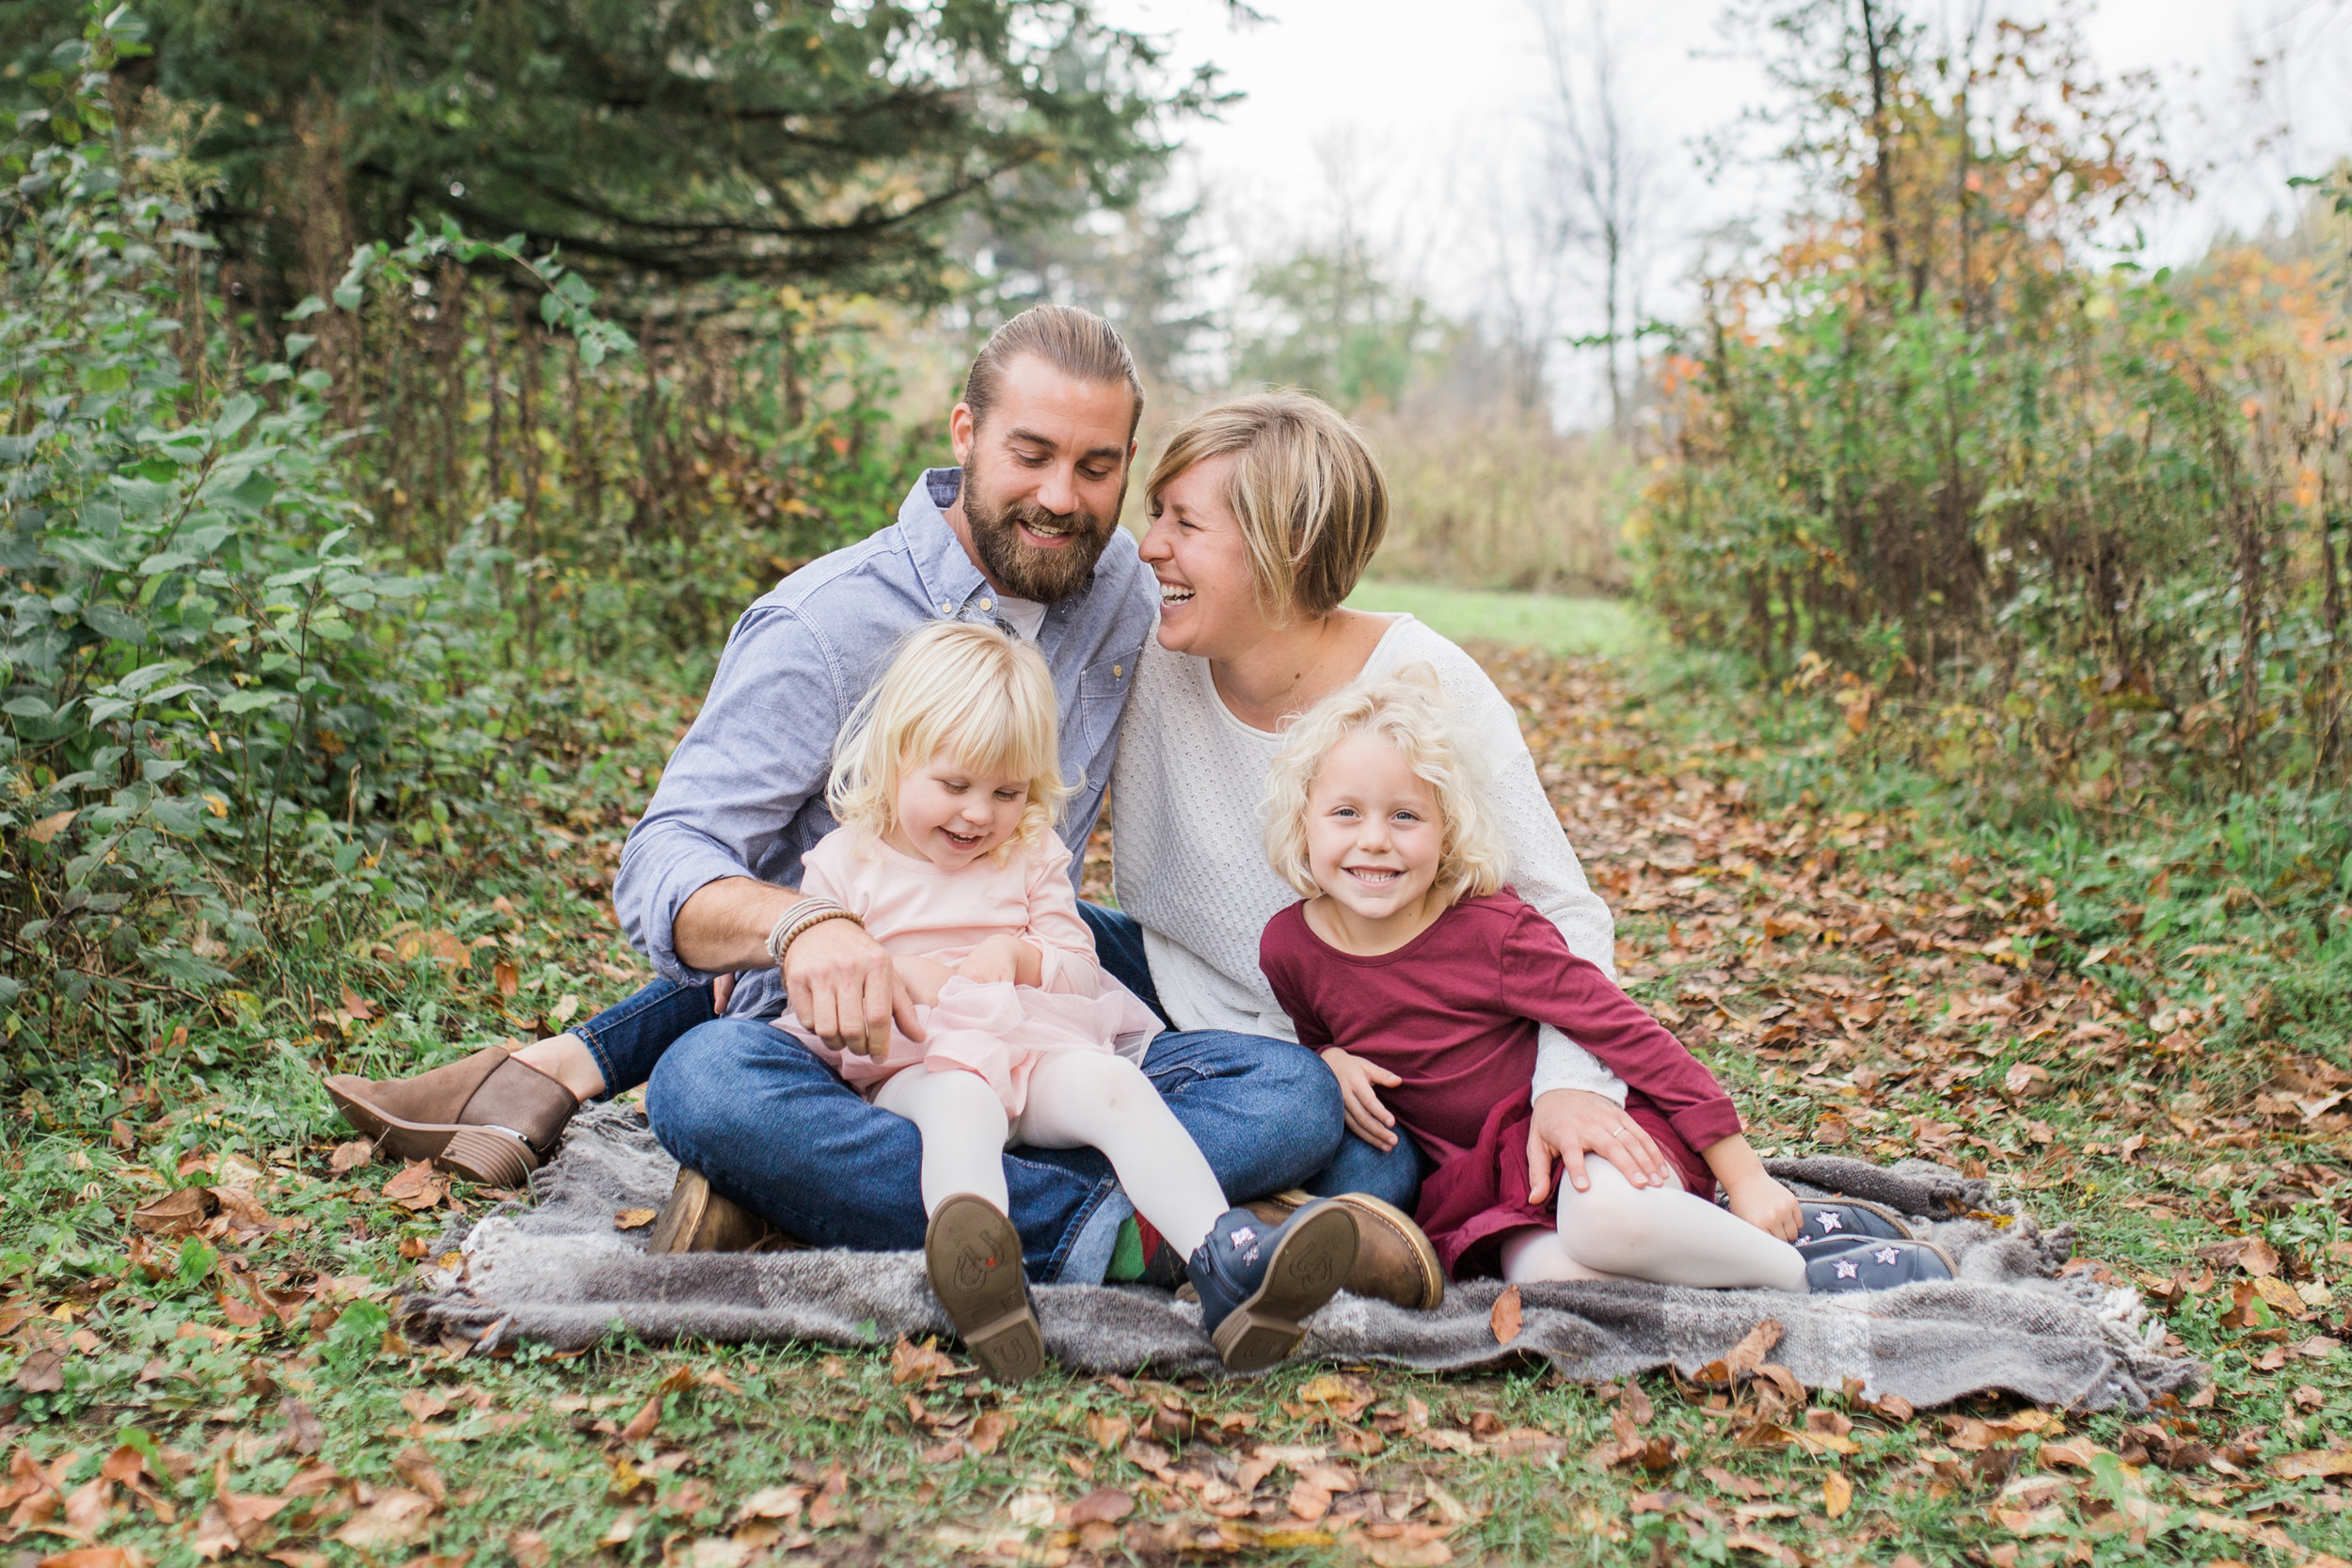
[1106,0,2352,417]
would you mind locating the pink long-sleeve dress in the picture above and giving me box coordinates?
[775,827,1160,1114]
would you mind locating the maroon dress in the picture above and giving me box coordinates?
[1261,891,1743,1278]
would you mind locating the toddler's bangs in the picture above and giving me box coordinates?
[912,680,1057,791]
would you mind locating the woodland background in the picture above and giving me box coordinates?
[1,1,2350,1565]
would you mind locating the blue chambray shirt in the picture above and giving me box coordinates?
[615,468,1158,1021]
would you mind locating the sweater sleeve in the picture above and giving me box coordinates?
[1021,836,1104,996]
[1389,627,1629,1104]
[1258,911,1333,1052]
[614,607,843,984]
[1496,905,1741,1152]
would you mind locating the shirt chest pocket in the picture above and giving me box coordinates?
[1071,647,1141,767]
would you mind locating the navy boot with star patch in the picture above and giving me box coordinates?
[1797,1198,1912,1244]
[1186,1202,1359,1371]
[1802,1234,1954,1292]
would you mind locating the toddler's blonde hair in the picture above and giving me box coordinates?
[829,620,1071,858]
[1262,664,1510,903]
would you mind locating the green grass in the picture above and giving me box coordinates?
[1346,579,1647,658]
[4,636,2348,1568]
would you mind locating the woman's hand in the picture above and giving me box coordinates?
[1526,1088,1672,1205]
[893,955,953,1008]
[1320,1048,1403,1151]
[1723,1170,1803,1242]
[955,934,1042,988]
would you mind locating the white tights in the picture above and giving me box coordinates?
[1501,1157,1807,1292]
[872,1050,1230,1261]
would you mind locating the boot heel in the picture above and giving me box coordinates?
[1211,1309,1305,1372]
[439,1127,537,1188]
[962,1309,1046,1383]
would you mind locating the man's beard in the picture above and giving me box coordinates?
[962,467,1120,604]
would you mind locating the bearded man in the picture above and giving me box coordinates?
[326,308,1451,1309]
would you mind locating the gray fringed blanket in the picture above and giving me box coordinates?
[405,1103,2201,1413]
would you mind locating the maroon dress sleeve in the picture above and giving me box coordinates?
[1496,903,1742,1153]
[1259,905,1335,1051]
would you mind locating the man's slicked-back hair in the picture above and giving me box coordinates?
[962,305,1145,440]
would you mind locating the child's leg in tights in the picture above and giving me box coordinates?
[1014,1051,1229,1259]
[1501,1157,1806,1291]
[871,1067,1013,1216]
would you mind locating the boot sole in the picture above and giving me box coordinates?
[325,1075,538,1188]
[926,1195,1043,1384]
[1210,1205,1359,1372]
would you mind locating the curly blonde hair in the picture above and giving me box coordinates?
[1262,664,1510,903]
[828,621,1072,858]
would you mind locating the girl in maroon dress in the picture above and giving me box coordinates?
[1257,670,1954,1292]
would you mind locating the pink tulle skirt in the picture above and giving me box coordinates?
[777,975,1162,1116]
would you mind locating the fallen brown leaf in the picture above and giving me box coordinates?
[381,1163,446,1211]
[327,1140,374,1175]
[1823,1470,1853,1519]
[889,1335,960,1388]
[392,1445,446,1506]
[131,1187,217,1238]
[613,1209,657,1230]
[15,1347,65,1393]
[1067,1487,1133,1526]
[2271,1449,2352,1480]
[331,1489,436,1549]
[1086,1412,1131,1450]
[966,1411,1011,1455]
[1489,1285,1522,1345]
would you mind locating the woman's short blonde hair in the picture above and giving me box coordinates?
[1262,664,1510,903]
[1145,390,1388,623]
[829,620,1072,858]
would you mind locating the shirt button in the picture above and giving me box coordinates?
[980,599,993,610]
[1113,665,1122,678]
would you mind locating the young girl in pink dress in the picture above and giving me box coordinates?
[777,621,1359,1379]
[1256,669,1954,1293]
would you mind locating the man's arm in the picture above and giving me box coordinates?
[677,876,918,1055]
[613,607,917,1054]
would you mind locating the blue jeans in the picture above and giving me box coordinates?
[567,905,1356,1280]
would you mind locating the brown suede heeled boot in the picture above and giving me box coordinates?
[1248,1190,1445,1311]
[644,1168,802,1255]
[326,1046,577,1188]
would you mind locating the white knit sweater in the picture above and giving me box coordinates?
[1109,615,1627,1103]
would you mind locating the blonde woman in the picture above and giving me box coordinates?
[1254,671,1957,1291]
[781,620,1359,1378]
[1091,390,1684,1307]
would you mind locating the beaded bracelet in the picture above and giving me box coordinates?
[765,897,859,969]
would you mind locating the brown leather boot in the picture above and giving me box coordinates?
[1248,1190,1445,1311]
[326,1046,577,1187]
[644,1168,802,1254]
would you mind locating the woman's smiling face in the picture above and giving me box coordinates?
[1138,453,1276,660]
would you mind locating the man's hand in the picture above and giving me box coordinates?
[785,916,924,1059]
[955,934,1041,989]
[1321,1048,1404,1152]
[1527,1087,1672,1205]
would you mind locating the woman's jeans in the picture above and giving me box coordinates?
[569,904,1402,1282]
